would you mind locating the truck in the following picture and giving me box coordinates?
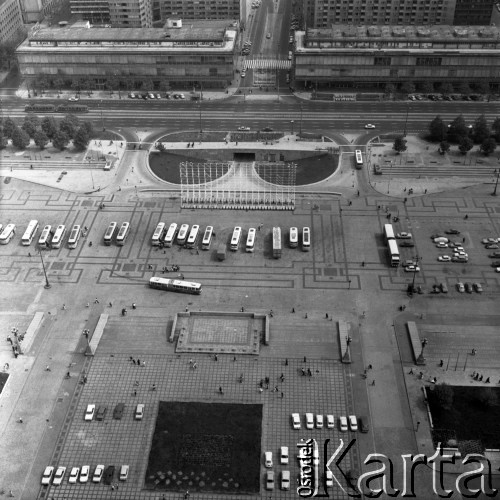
[388,239,400,267]
[216,244,226,261]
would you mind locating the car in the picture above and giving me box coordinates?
[440,283,448,293]
[135,403,144,420]
[289,36,294,43]
[436,242,448,248]
[53,466,66,486]
[348,415,358,431]
[454,252,467,258]
[264,451,273,468]
[141,93,148,99]
[434,237,449,243]
[80,465,90,483]
[359,416,369,433]
[326,414,334,428]
[41,466,54,485]
[281,470,290,490]
[148,93,155,99]
[456,282,465,293]
[104,465,115,485]
[266,33,271,38]
[113,403,125,420]
[164,93,171,99]
[291,413,301,429]
[452,256,468,262]
[339,416,348,431]
[266,470,275,490]
[404,265,420,272]
[172,93,179,99]
[489,251,500,258]
[438,255,451,262]
[396,232,412,239]
[305,412,314,429]
[84,404,95,421]
[445,229,460,235]
[473,283,483,293]
[373,164,382,175]
[453,246,465,252]
[93,464,105,483]
[119,464,129,481]
[238,126,250,131]
[400,241,415,247]
[156,93,161,99]
[178,93,186,99]
[465,282,473,293]
[316,414,324,428]
[96,405,107,421]
[485,244,500,249]
[68,467,80,484]
[430,233,443,239]
[482,238,498,244]
[364,123,376,129]
[262,127,273,132]
[128,92,136,98]
[496,267,500,273]
[431,284,441,294]
[280,446,289,464]
[491,261,500,267]
[404,259,416,268]
[68,96,79,102]
[326,469,334,487]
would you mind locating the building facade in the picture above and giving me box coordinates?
[69,0,111,24]
[0,0,24,43]
[109,0,152,27]
[452,0,495,25]
[16,20,237,89]
[294,25,500,90]
[153,0,241,23]
[19,0,64,22]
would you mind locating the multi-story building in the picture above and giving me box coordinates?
[0,0,24,43]
[154,0,241,23]
[16,19,238,89]
[294,25,500,90]
[70,0,152,26]
[453,0,496,25]
[69,0,111,24]
[19,0,64,22]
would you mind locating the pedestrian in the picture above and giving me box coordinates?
[368,364,373,369]
[471,348,476,355]
[439,360,443,367]
[464,214,468,219]
[233,356,237,362]
[137,358,140,365]
[462,237,465,243]
[152,383,156,391]
[94,298,99,304]
[142,361,145,367]
[307,368,312,377]
[185,306,189,312]
[357,190,360,196]
[132,359,136,365]
[62,303,66,310]
[301,368,306,376]
[18,417,23,423]
[45,365,51,371]
[184,490,190,499]
[133,390,137,396]
[148,264,153,270]
[214,354,218,361]
[486,377,490,383]
[241,307,244,312]
[325,313,329,319]
[86,302,90,308]
[111,485,115,491]
[474,373,479,380]
[409,368,414,375]
[281,392,284,398]
[304,356,307,363]
[285,358,288,366]
[109,302,112,307]
[371,380,376,386]
[280,373,284,382]
[219,386,223,394]
[192,362,197,369]
[480,375,483,381]
[134,380,139,386]
[258,387,263,393]
[273,385,278,392]
[259,379,263,388]
[305,313,308,319]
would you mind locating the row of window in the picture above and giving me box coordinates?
[306,41,500,50]
[296,55,500,66]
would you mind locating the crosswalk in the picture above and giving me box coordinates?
[243,59,292,70]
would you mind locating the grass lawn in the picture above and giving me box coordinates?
[427,386,500,450]
[145,401,262,493]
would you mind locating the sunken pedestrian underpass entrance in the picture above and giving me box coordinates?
[233,152,255,162]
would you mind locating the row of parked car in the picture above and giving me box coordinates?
[42,464,129,485]
[84,403,144,421]
[128,92,186,100]
[290,412,368,432]
[408,94,487,101]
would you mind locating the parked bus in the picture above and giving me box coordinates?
[388,239,400,267]
[186,225,200,249]
[272,227,282,259]
[230,226,242,251]
[151,222,165,246]
[177,224,190,245]
[289,227,298,248]
[302,227,311,251]
[201,226,214,250]
[104,222,117,246]
[51,225,66,248]
[149,276,202,295]
[355,150,363,169]
[68,224,81,249]
[21,220,39,246]
[384,223,395,242]
[116,222,130,246]
[38,225,52,247]
[164,223,178,247]
[0,224,16,245]
[246,228,256,252]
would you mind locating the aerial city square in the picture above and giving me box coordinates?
[1,0,500,498]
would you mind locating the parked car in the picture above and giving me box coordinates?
[433,237,449,243]
[305,413,314,429]
[96,406,107,421]
[400,241,415,247]
[291,413,301,429]
[482,238,498,244]
[119,465,129,481]
[465,282,473,293]
[491,261,500,267]
[281,470,290,490]
[80,465,90,483]
[84,404,95,421]
[396,232,412,239]
[264,451,273,468]
[316,414,324,428]
[445,229,460,235]
[365,124,376,129]
[238,126,250,131]
[113,403,125,420]
[473,283,483,293]
[430,233,443,239]
[431,284,440,294]
[436,242,448,248]
[41,466,54,485]
[280,446,289,464]
[104,465,115,485]
[68,467,80,484]
[339,416,348,431]
[68,96,79,102]
[488,251,500,258]
[456,282,465,293]
[404,265,420,272]
[266,470,275,490]
[93,465,105,483]
[135,404,145,420]
[438,255,451,262]
[53,466,66,486]
[359,416,369,433]
[440,283,448,293]
[348,415,358,431]
[486,244,499,249]
[373,164,382,175]
[326,414,335,428]
[128,92,136,98]
[262,127,273,132]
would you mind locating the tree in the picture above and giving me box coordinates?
[159,80,171,92]
[457,81,471,95]
[34,130,49,149]
[492,117,500,141]
[71,78,82,94]
[420,81,434,94]
[393,136,407,154]
[38,75,49,95]
[141,79,154,91]
[439,141,450,154]
[73,126,90,151]
[0,131,8,149]
[429,116,447,142]
[59,114,79,139]
[439,83,454,96]
[458,136,473,155]
[22,120,38,139]
[480,137,497,156]
[41,116,58,140]
[80,121,94,136]
[400,81,415,95]
[434,384,453,411]
[3,116,16,138]
[83,78,95,96]
[11,127,30,149]
[476,388,498,408]
[472,114,490,144]
[106,76,119,95]
[52,130,70,150]
[447,115,468,143]
[475,82,490,96]
[384,83,395,96]
[53,78,64,94]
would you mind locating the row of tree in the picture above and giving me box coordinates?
[385,81,492,96]
[0,114,93,151]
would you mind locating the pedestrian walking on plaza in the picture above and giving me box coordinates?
[132,359,136,365]
[132,303,136,309]
[62,304,66,310]
[301,368,306,376]
[109,302,112,307]
[219,386,223,395]
[18,417,23,423]
[214,354,218,361]
[371,380,376,386]
[94,298,99,304]
[409,368,414,375]
[292,307,295,313]
[86,302,90,308]
[285,358,288,366]
[439,360,443,367]
[134,380,139,386]
[303,356,307,363]
[486,377,490,383]
[137,358,140,365]
[281,392,284,398]
[471,348,476,355]
[304,313,308,319]
[480,375,483,381]
[280,373,284,382]
[325,313,329,319]
[152,384,156,391]
[307,368,312,377]
[185,490,190,499]
[133,390,137,396]
[45,365,51,371]
[233,356,237,361]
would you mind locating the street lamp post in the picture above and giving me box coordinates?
[38,248,51,289]
[403,103,410,137]
[417,338,428,365]
[387,161,394,194]
[99,100,105,131]
[290,120,294,135]
[411,255,421,292]
[492,168,500,196]
[199,101,203,134]
[299,104,303,135]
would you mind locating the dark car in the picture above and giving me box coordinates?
[400,241,415,247]
[96,406,107,421]
[491,261,500,268]
[431,284,440,294]
[104,466,115,485]
[489,251,500,258]
[358,416,369,433]
[445,229,460,235]
[261,127,273,132]
[430,234,443,239]
[113,403,125,420]
[465,282,473,293]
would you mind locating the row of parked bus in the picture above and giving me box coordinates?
[103,222,130,246]
[150,223,311,253]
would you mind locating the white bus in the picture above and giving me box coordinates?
[68,224,81,249]
[302,227,311,251]
[38,225,52,247]
[201,226,214,250]
[149,276,202,295]
[22,220,39,246]
[384,223,395,242]
[51,225,66,248]
[289,227,298,248]
[177,224,190,245]
[186,225,200,249]
[151,222,165,246]
[116,222,130,246]
[164,223,178,247]
[104,222,117,246]
[230,226,242,251]
[246,228,256,252]
[355,150,363,169]
[0,224,16,245]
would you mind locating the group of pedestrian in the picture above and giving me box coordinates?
[130,357,145,367]
[188,359,198,370]
[471,372,491,383]
[300,367,313,377]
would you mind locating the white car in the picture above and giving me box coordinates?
[68,467,80,484]
[316,414,324,428]
[241,71,246,78]
[404,265,420,272]
[305,413,314,429]
[396,232,412,239]
[238,126,250,131]
[434,237,449,243]
[364,124,376,129]
[482,238,498,244]
[326,414,334,428]
[41,466,54,485]
[456,282,465,293]
[80,465,90,483]
[339,416,348,432]
[281,470,290,490]
[119,464,129,481]
[438,255,451,262]
[148,93,155,99]
[349,415,358,431]
[178,93,186,99]
[53,466,66,486]
[85,404,95,421]
[496,267,500,273]
[93,464,105,483]
[291,413,301,429]
[264,451,273,468]
[280,446,289,464]
[135,403,145,420]
[436,242,448,248]
[68,96,79,102]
